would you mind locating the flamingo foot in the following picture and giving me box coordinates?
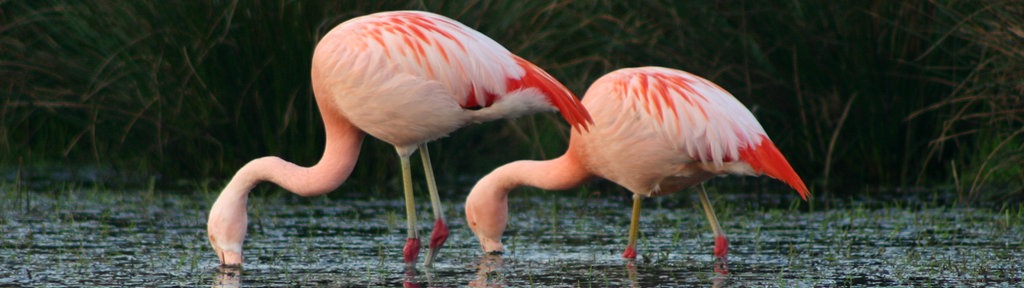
[404,237,421,265]
[622,245,637,259]
[425,219,449,266]
[429,219,449,251]
[713,235,729,274]
[713,235,728,259]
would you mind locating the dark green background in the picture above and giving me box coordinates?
[2,1,1021,201]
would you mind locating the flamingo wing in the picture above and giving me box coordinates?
[599,67,808,198]
[332,11,591,131]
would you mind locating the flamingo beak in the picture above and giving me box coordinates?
[210,234,244,266]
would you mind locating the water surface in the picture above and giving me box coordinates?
[1,183,1021,287]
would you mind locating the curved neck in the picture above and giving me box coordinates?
[208,109,364,265]
[211,59,366,265]
[465,148,592,252]
[226,113,364,197]
[495,149,592,193]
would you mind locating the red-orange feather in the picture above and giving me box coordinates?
[340,11,591,132]
[739,136,810,200]
[506,56,593,131]
[583,67,808,197]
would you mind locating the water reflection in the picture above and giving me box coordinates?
[404,266,422,288]
[8,188,1013,286]
[714,255,729,275]
[212,266,241,288]
[626,257,728,287]
[469,253,504,287]
[625,260,639,288]
[710,270,726,288]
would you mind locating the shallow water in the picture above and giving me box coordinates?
[1,184,1022,287]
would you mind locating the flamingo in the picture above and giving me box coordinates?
[206,10,592,268]
[464,66,808,271]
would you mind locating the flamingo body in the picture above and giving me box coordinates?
[572,67,807,198]
[208,10,591,267]
[465,66,807,266]
[315,11,589,152]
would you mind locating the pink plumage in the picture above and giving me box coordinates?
[612,68,808,198]
[207,10,591,268]
[319,11,591,139]
[580,67,807,196]
[465,66,808,272]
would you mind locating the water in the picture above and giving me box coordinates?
[1,184,1022,287]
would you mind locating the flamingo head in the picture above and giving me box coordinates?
[207,191,248,266]
[464,179,509,254]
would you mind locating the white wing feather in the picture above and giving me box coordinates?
[609,67,768,166]
[330,11,524,107]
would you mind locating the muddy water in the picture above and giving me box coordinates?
[1,186,1021,287]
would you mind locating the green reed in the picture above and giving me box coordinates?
[1,1,1020,200]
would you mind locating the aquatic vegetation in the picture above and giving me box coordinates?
[1,184,1020,286]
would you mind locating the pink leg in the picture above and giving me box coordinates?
[404,237,421,265]
[698,186,729,274]
[428,219,449,256]
[398,154,421,266]
[713,235,729,259]
[713,235,729,274]
[420,145,447,267]
[623,194,642,259]
[622,246,637,259]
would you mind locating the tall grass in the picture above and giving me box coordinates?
[905,1,1024,202]
[1,1,1020,200]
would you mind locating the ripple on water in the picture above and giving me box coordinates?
[0,188,1021,287]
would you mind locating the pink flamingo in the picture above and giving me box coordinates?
[207,10,592,268]
[465,67,808,271]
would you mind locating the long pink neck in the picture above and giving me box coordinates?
[208,104,364,265]
[479,146,593,197]
[210,56,366,265]
[465,148,592,252]
[225,112,364,197]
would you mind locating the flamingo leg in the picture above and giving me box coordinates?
[400,154,421,266]
[420,144,448,267]
[697,185,728,273]
[623,194,642,259]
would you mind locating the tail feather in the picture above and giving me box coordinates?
[738,136,809,200]
[507,56,593,131]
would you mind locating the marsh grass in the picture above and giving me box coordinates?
[904,1,1024,201]
[2,1,1022,201]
